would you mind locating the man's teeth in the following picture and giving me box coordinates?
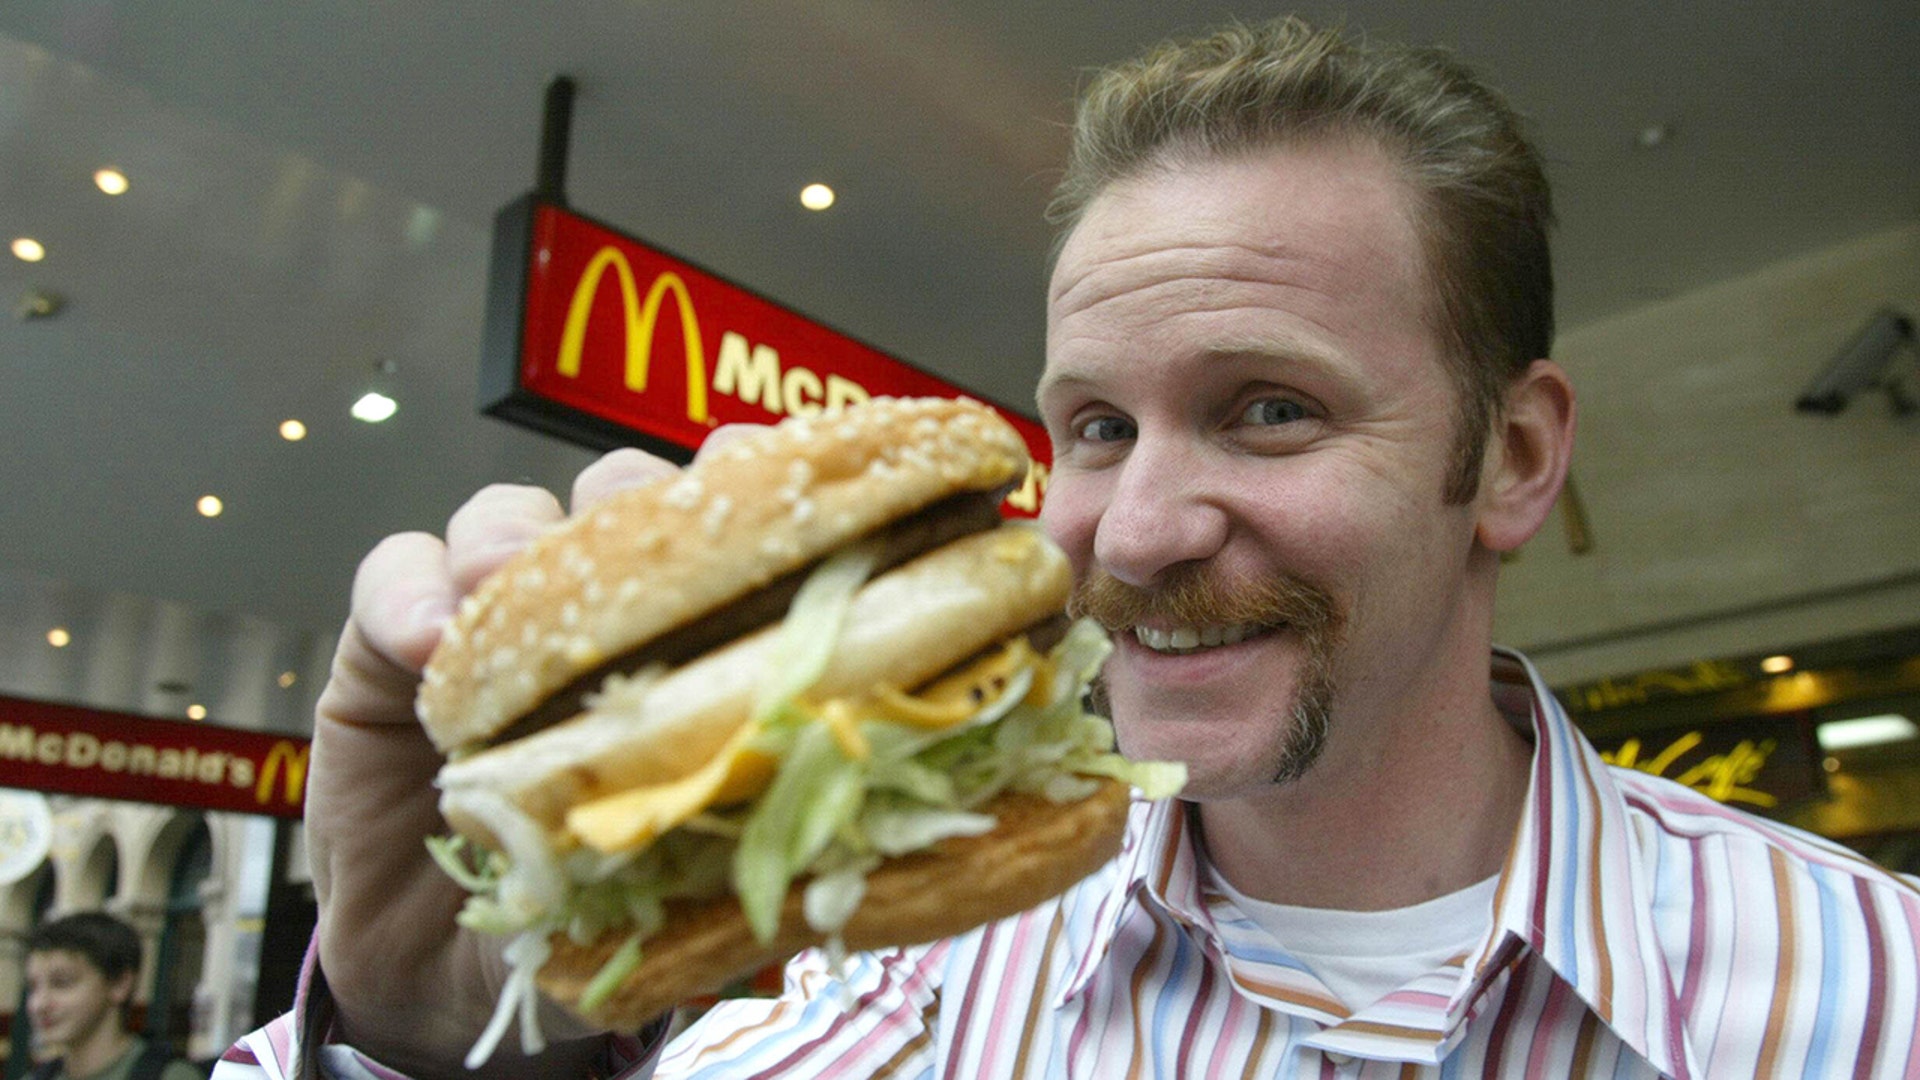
[1133,623,1260,653]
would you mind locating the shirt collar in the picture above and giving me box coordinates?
[1483,646,1701,1079]
[1058,648,1702,1078]
[1055,791,1194,1006]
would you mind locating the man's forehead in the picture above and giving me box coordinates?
[1048,142,1422,307]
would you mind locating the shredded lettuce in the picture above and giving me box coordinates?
[861,805,998,856]
[464,928,553,1070]
[864,754,956,804]
[752,543,878,721]
[802,859,873,935]
[427,834,499,894]
[578,934,644,1014]
[1070,754,1190,799]
[1052,618,1114,698]
[733,722,866,943]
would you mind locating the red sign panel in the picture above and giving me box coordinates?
[479,198,1049,515]
[0,695,309,819]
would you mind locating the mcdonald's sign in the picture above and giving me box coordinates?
[0,694,310,819]
[479,196,1049,514]
[255,740,310,813]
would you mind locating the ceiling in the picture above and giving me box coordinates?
[0,1,1916,731]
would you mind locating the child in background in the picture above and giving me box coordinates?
[24,912,203,1080]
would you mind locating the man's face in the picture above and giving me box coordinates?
[25,949,130,1055]
[1038,139,1486,802]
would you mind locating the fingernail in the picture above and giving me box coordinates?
[409,594,454,633]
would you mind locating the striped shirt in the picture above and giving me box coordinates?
[218,648,1920,1079]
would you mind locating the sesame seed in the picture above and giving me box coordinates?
[663,477,703,509]
[703,494,734,536]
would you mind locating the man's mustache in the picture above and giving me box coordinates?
[1068,564,1341,644]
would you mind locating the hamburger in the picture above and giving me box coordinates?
[418,396,1184,1065]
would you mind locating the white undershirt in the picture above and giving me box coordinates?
[1206,863,1500,1012]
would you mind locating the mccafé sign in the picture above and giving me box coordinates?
[1588,713,1824,816]
[0,694,309,819]
[479,198,1050,514]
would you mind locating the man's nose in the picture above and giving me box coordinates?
[1092,435,1228,587]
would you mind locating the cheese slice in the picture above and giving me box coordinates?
[567,723,776,854]
[882,638,1050,724]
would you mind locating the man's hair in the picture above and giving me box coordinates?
[1050,17,1555,503]
[26,911,143,983]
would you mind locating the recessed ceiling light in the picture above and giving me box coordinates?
[1760,654,1794,674]
[11,237,45,262]
[800,183,836,211]
[197,494,224,518]
[1816,714,1919,752]
[280,418,307,441]
[47,628,71,648]
[186,704,208,721]
[351,391,398,423]
[1635,123,1672,149]
[95,168,129,195]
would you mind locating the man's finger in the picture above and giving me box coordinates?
[317,531,455,732]
[693,422,763,465]
[570,447,679,515]
[445,483,566,597]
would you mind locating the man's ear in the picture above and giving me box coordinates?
[1475,359,1576,552]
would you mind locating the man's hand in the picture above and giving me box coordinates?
[307,446,680,1078]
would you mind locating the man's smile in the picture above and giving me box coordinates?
[1130,621,1274,654]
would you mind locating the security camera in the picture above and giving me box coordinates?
[1795,308,1915,416]
[14,289,63,321]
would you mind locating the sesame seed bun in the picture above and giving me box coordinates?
[418,396,1029,754]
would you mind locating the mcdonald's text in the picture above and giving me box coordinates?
[0,694,309,819]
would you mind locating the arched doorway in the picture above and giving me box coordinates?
[76,836,118,912]
[146,820,209,1050]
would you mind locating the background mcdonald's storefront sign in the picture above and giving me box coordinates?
[0,694,309,819]
[480,197,1050,515]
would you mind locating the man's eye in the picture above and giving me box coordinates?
[1076,415,1135,442]
[1242,398,1308,425]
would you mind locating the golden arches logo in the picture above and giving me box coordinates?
[255,740,310,808]
[555,247,710,424]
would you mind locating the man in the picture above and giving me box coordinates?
[218,16,1919,1080]
[24,912,204,1080]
